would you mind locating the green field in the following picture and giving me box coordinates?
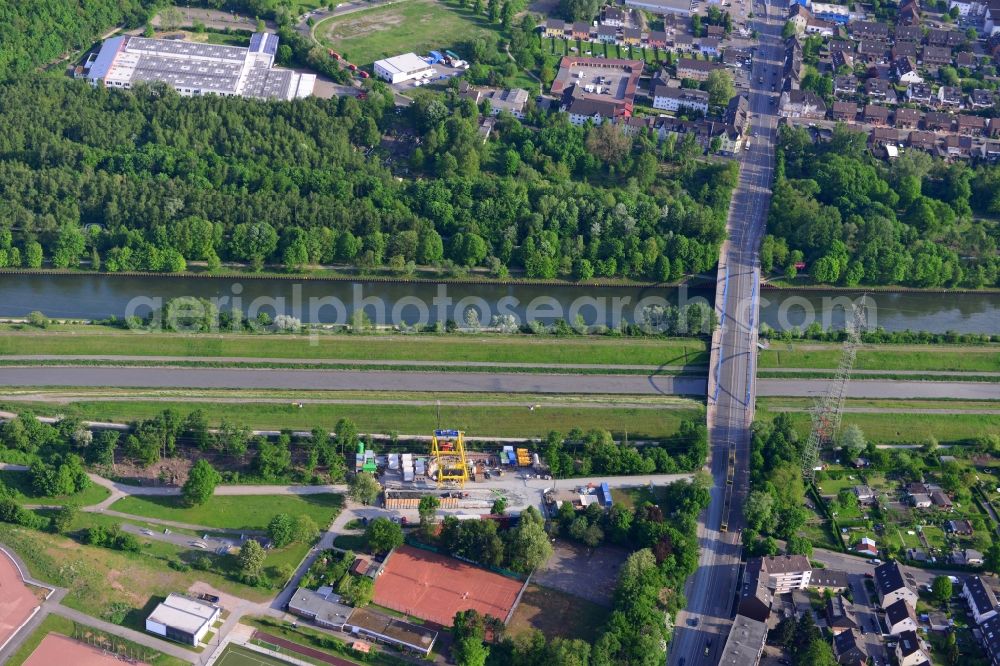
[3,614,188,666]
[0,329,709,367]
[2,396,704,440]
[217,644,297,666]
[0,470,111,506]
[109,494,342,531]
[317,0,493,67]
[760,342,1000,372]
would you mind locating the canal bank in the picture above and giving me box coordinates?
[0,273,997,334]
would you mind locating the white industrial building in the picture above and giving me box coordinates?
[373,52,436,84]
[145,593,220,645]
[84,32,314,100]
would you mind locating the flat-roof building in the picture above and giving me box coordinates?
[718,614,767,665]
[347,607,438,656]
[374,52,436,84]
[145,593,220,646]
[625,0,692,15]
[84,32,313,100]
[287,587,354,630]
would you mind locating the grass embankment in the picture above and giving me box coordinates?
[760,342,1000,372]
[108,493,343,531]
[758,398,1000,443]
[0,396,705,440]
[3,614,189,666]
[0,330,709,367]
[242,616,399,666]
[0,470,111,506]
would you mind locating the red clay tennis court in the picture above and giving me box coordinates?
[0,548,39,648]
[373,545,522,627]
[23,633,148,666]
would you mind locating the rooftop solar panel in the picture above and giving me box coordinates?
[249,32,264,53]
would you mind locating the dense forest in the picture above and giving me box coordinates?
[769,124,1000,288]
[0,76,736,280]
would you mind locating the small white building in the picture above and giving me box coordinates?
[374,53,435,84]
[145,593,220,646]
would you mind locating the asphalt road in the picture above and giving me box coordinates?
[669,0,784,662]
[1,367,997,399]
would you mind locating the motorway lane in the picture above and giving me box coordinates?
[669,0,786,663]
[1,367,995,399]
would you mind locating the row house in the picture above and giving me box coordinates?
[928,28,966,47]
[864,103,891,125]
[895,107,921,128]
[832,48,854,71]
[958,113,987,135]
[896,630,932,666]
[870,126,900,149]
[908,130,938,151]
[899,0,921,25]
[677,57,722,81]
[832,100,859,121]
[957,51,977,68]
[858,39,891,62]
[596,24,618,43]
[893,41,919,60]
[648,31,668,48]
[544,19,567,38]
[895,25,924,42]
[835,74,858,95]
[943,133,974,158]
[972,88,995,108]
[699,36,720,56]
[922,45,953,67]
[849,20,890,40]
[706,24,726,39]
[571,21,592,40]
[925,111,954,131]
[601,6,640,28]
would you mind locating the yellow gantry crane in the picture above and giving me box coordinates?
[431,429,469,488]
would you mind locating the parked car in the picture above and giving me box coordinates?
[198,593,220,604]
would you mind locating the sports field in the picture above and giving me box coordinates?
[23,633,147,666]
[373,545,522,626]
[0,548,40,648]
[317,0,493,67]
[215,643,297,666]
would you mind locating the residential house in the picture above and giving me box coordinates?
[957,114,986,134]
[571,21,593,40]
[910,493,932,508]
[948,0,977,18]
[833,629,869,666]
[677,58,722,80]
[725,94,750,135]
[928,28,966,47]
[943,133,973,158]
[871,126,900,148]
[864,104,890,125]
[898,0,921,25]
[652,85,710,113]
[885,598,919,635]
[854,485,876,504]
[738,559,774,622]
[957,51,977,68]
[972,88,995,108]
[896,25,924,42]
[924,111,954,131]
[566,97,621,126]
[623,115,653,137]
[922,45,953,67]
[723,47,752,67]
[978,613,1000,665]
[832,101,859,120]
[826,595,860,633]
[806,18,836,36]
[672,33,695,52]
[868,77,897,102]
[875,561,919,608]
[907,82,933,104]
[810,569,850,592]
[755,554,813,592]
[954,548,985,565]
[906,548,931,563]
[647,31,668,48]
[462,85,530,119]
[928,612,953,632]
[707,24,725,38]
[850,20,890,40]
[622,27,642,45]
[596,24,618,43]
[895,107,921,129]
[625,0,693,15]
[544,19,568,38]
[938,85,964,108]
[788,3,814,33]
[931,490,954,509]
[893,41,919,60]
[908,130,939,152]
[989,117,1000,137]
[856,537,879,556]
[718,614,768,665]
[832,49,855,71]
[895,630,932,666]
[699,36,720,56]
[858,40,891,62]
[963,576,999,624]
[895,57,923,84]
[780,89,827,118]
[601,6,630,27]
[835,74,858,95]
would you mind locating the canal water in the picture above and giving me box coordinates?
[1,273,997,334]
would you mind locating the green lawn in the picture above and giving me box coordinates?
[760,342,1000,372]
[0,470,111,507]
[109,494,343,531]
[0,329,709,367]
[4,614,188,666]
[218,643,298,666]
[6,398,704,440]
[316,0,494,67]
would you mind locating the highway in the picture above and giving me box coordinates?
[1,366,997,399]
[668,0,786,663]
